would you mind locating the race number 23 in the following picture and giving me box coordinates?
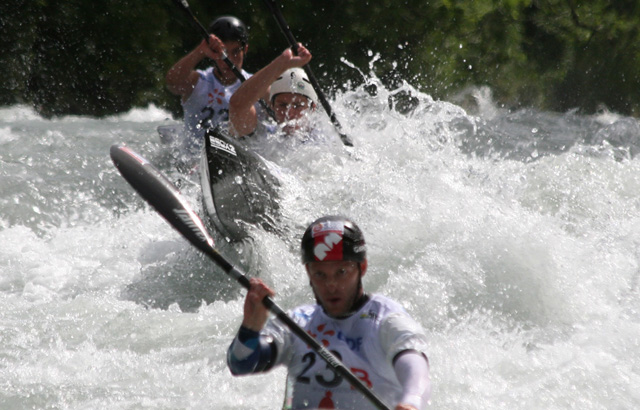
[296,351,372,389]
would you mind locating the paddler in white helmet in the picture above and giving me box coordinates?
[226,216,432,410]
[229,43,319,138]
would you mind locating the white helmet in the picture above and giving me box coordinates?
[269,68,318,106]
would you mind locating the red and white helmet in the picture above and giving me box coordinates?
[301,216,366,264]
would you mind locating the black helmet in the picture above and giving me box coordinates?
[208,16,248,46]
[301,216,366,264]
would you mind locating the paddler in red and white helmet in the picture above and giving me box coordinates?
[227,216,432,410]
[229,43,319,138]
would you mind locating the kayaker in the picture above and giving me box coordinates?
[227,216,432,410]
[228,44,319,139]
[166,15,253,153]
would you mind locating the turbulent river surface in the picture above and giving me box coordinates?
[1,80,640,409]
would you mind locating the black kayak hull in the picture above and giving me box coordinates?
[199,127,282,242]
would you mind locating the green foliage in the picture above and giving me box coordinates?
[1,0,640,117]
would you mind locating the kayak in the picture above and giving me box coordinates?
[199,126,282,242]
[156,124,284,245]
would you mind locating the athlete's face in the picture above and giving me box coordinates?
[306,260,367,317]
[216,40,247,81]
[272,93,314,134]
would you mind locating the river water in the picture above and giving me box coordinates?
[1,80,639,409]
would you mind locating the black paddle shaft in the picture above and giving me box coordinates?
[262,0,354,147]
[109,144,391,410]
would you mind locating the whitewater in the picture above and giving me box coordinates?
[1,80,639,409]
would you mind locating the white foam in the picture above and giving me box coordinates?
[107,103,174,123]
[1,78,640,408]
[0,126,18,143]
[0,104,42,122]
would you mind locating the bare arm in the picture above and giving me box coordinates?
[165,35,226,102]
[229,44,312,137]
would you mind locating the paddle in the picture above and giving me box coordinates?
[261,0,354,147]
[172,0,276,120]
[109,144,391,410]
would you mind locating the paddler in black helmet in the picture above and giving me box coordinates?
[227,216,432,410]
[166,15,253,152]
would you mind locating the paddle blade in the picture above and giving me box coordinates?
[110,144,215,254]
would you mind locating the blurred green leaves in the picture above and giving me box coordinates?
[1,0,639,117]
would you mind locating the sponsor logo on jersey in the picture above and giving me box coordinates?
[208,89,225,105]
[308,323,335,347]
[359,309,378,321]
[337,331,363,352]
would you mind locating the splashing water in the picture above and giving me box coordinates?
[1,75,640,409]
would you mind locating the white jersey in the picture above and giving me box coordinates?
[263,294,429,410]
[180,67,251,152]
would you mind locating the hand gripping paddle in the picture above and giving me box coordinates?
[109,144,391,410]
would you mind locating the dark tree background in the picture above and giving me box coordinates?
[2,0,639,118]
